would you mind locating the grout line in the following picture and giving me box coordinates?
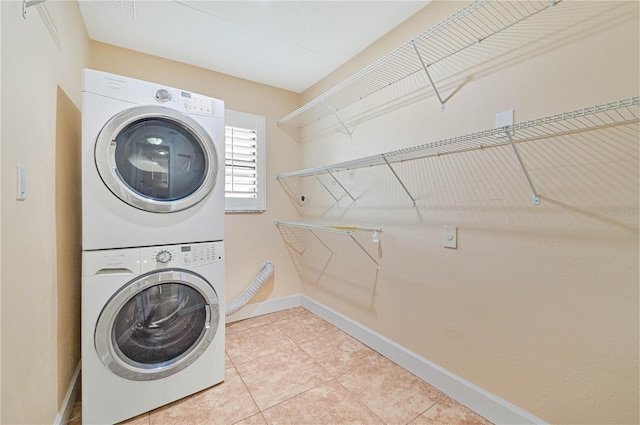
[300,295,547,425]
[225,350,263,424]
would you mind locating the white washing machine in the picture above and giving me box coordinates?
[82,69,225,250]
[82,241,225,424]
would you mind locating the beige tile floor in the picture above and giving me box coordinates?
[70,307,492,425]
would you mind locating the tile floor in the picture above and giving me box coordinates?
[70,307,492,425]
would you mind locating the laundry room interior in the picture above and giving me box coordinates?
[1,0,638,424]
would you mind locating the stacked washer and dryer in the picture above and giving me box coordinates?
[81,69,226,424]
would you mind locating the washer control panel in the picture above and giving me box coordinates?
[141,241,224,272]
[179,91,215,115]
[150,86,217,116]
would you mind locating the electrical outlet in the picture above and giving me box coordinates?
[443,225,457,249]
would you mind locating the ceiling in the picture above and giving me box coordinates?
[77,1,429,93]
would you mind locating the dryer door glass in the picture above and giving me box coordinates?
[114,119,206,202]
[95,106,219,213]
[95,270,220,381]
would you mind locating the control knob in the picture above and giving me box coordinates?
[155,250,172,264]
[155,88,172,103]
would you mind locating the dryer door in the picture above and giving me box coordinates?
[95,269,220,381]
[95,105,219,213]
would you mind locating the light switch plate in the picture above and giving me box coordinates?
[443,225,457,249]
[16,165,26,201]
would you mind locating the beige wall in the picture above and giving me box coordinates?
[1,1,90,423]
[0,2,3,421]
[295,1,639,424]
[1,1,637,423]
[55,86,82,408]
[1,12,302,423]
[88,41,303,314]
[2,4,301,421]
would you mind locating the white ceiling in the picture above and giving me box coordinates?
[78,1,429,93]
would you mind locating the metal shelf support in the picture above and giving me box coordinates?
[413,41,445,112]
[313,175,340,204]
[326,169,356,205]
[323,100,352,138]
[307,229,335,278]
[22,0,47,19]
[382,154,416,207]
[505,130,540,205]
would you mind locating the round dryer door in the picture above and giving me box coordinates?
[95,270,221,381]
[95,105,219,212]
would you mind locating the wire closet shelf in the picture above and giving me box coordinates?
[276,0,558,130]
[274,221,382,267]
[276,97,640,205]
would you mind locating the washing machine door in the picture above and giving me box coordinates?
[95,269,220,381]
[95,105,218,212]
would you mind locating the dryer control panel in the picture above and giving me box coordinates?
[150,86,219,117]
[141,241,224,272]
[82,69,224,119]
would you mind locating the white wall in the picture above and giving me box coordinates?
[294,1,639,423]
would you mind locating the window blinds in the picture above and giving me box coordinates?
[225,126,258,199]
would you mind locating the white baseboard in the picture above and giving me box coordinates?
[227,294,546,425]
[300,295,547,425]
[53,362,81,425]
[225,294,303,323]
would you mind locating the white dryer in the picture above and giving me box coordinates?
[82,241,225,424]
[82,69,225,250]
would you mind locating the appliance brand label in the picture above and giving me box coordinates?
[103,76,125,91]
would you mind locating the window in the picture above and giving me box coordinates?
[225,110,266,212]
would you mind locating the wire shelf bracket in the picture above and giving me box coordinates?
[412,41,445,112]
[505,130,540,205]
[324,100,353,138]
[313,174,340,204]
[22,0,47,19]
[382,154,416,207]
[326,169,356,205]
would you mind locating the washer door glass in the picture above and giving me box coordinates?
[95,106,219,213]
[95,270,220,381]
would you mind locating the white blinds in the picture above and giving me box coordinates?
[225,126,258,199]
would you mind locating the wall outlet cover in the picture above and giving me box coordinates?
[443,225,457,249]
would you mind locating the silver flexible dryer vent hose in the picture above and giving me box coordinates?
[225,261,274,316]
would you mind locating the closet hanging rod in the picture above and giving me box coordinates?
[276,97,639,180]
[276,0,557,128]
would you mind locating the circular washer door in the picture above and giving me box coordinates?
[95,105,218,213]
[95,269,220,381]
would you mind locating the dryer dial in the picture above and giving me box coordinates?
[155,250,173,264]
[155,88,172,103]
